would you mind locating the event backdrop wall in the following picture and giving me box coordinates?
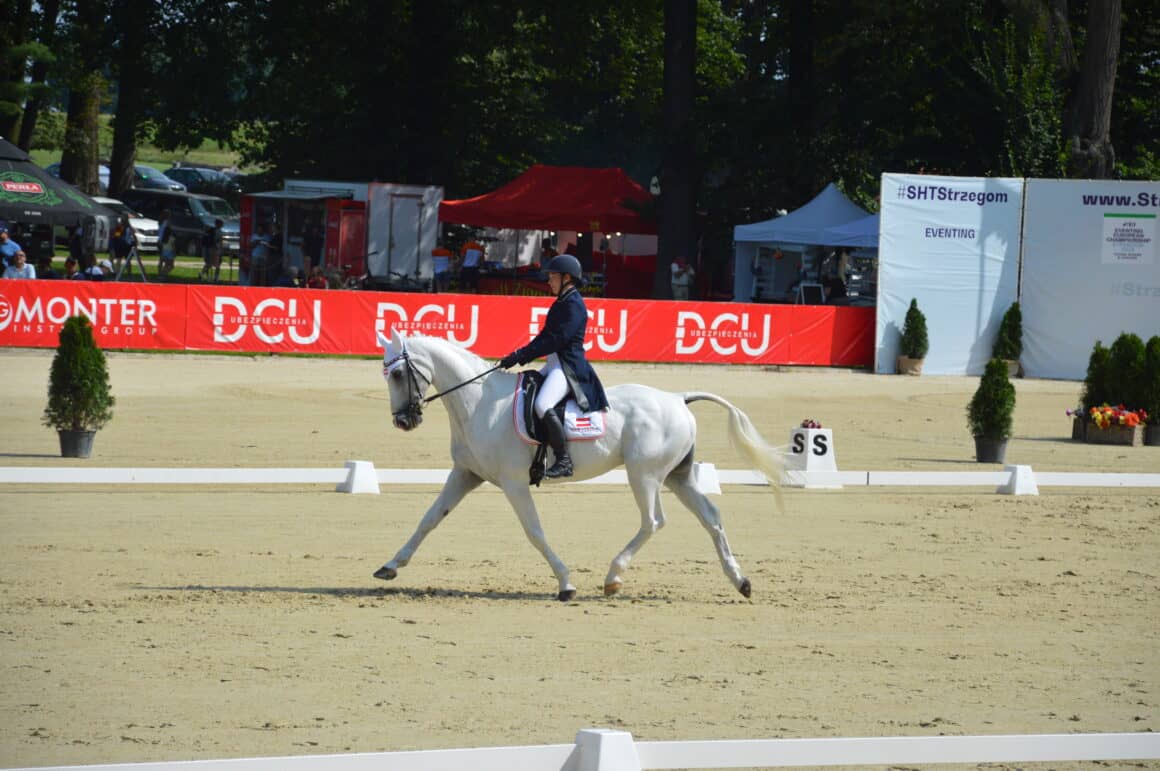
[876,173,1024,375]
[1021,179,1160,380]
[0,282,874,368]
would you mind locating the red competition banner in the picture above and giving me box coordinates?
[0,280,187,350]
[185,285,356,354]
[0,282,874,367]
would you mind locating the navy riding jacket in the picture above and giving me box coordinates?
[512,285,609,412]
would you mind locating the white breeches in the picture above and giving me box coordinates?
[535,355,570,417]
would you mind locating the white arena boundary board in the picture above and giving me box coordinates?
[5,729,1159,771]
[1,464,1158,495]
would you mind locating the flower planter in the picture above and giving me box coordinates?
[1145,424,1160,447]
[1084,423,1144,447]
[973,436,1008,463]
[896,355,924,375]
[1071,417,1087,442]
[1002,359,1021,379]
[58,429,96,458]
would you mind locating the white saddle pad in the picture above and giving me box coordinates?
[514,377,606,446]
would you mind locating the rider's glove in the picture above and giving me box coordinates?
[498,352,520,370]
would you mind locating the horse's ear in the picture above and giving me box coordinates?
[376,330,390,351]
[390,327,406,352]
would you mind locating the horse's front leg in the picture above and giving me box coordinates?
[374,466,483,581]
[500,482,576,602]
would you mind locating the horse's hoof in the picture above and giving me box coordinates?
[557,589,577,602]
[373,566,397,581]
[603,581,621,596]
[739,578,752,598]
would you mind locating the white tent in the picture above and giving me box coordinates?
[733,183,869,302]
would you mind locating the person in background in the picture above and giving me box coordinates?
[248,223,272,287]
[67,224,87,267]
[275,265,302,288]
[64,256,87,280]
[2,249,35,279]
[432,243,453,292]
[86,258,112,281]
[200,218,223,283]
[36,254,60,279]
[303,222,324,274]
[305,264,328,289]
[670,257,694,300]
[0,225,23,269]
[459,237,484,293]
[157,210,177,280]
[109,217,135,276]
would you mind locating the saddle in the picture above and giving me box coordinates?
[514,371,606,486]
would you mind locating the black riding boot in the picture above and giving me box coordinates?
[541,410,573,478]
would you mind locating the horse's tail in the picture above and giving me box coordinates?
[684,392,784,509]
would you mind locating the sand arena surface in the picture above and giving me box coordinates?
[1,349,1157,769]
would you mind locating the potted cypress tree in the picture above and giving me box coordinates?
[967,358,1016,463]
[42,315,115,458]
[897,298,928,375]
[992,302,1022,378]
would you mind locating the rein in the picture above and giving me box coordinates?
[384,350,499,421]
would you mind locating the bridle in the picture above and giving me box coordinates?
[383,349,429,426]
[383,347,501,426]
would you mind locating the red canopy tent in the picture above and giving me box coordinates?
[438,165,656,234]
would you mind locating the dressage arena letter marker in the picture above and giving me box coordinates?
[786,428,840,488]
[337,460,381,494]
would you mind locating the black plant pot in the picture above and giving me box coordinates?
[973,436,1007,464]
[58,430,96,458]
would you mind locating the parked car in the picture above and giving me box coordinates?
[133,164,186,191]
[92,196,160,252]
[44,162,186,192]
[118,189,240,256]
[163,166,243,199]
[44,162,110,194]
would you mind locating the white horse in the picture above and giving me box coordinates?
[374,328,783,601]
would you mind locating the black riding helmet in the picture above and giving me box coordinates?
[544,254,585,286]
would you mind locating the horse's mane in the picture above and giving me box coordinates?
[407,334,492,375]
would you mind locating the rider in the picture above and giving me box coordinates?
[497,254,609,478]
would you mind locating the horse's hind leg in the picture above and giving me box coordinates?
[374,466,483,581]
[665,468,751,598]
[605,471,666,597]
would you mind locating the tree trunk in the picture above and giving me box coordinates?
[108,0,154,198]
[1065,0,1121,178]
[59,73,104,195]
[656,0,697,299]
[16,0,61,151]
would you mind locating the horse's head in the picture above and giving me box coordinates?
[377,328,431,431]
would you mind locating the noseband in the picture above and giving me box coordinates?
[383,350,428,425]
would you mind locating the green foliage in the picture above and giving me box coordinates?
[992,302,1022,360]
[1108,332,1147,411]
[967,358,1016,440]
[1144,336,1160,420]
[900,298,929,359]
[1081,333,1153,415]
[42,316,115,432]
[1080,340,1112,413]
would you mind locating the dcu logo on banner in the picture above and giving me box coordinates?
[375,301,480,348]
[529,306,628,353]
[675,310,772,356]
[213,296,322,344]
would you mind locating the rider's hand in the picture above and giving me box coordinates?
[498,352,520,370]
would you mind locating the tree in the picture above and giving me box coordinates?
[657,0,697,299]
[1062,0,1122,178]
[57,0,110,196]
[15,0,62,152]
